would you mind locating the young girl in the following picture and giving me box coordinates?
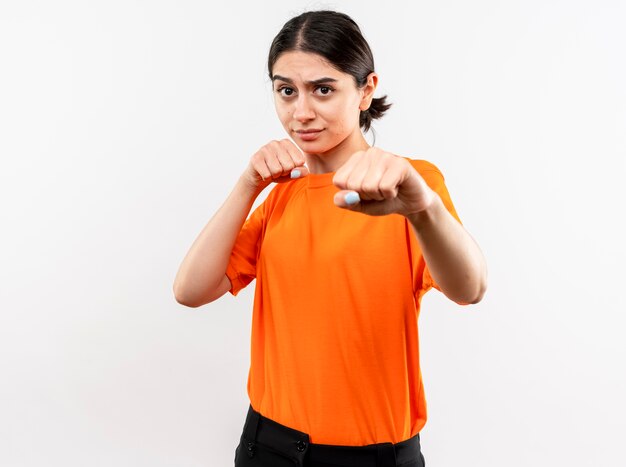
[174,10,487,467]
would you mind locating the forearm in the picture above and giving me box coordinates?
[173,175,263,306]
[407,194,487,305]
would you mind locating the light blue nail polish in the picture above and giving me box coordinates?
[344,192,360,205]
[290,169,301,179]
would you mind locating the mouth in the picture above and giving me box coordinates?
[294,128,324,141]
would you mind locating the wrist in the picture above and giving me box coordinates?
[405,192,444,229]
[237,173,266,198]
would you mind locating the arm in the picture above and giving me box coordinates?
[172,176,262,307]
[332,147,487,305]
[407,195,487,304]
[173,139,308,308]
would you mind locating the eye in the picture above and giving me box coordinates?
[276,86,295,97]
[316,86,333,96]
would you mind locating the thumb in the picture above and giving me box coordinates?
[334,190,395,216]
[274,165,310,184]
[333,190,361,209]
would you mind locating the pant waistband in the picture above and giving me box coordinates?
[241,404,422,467]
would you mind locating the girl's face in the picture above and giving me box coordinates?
[271,51,376,158]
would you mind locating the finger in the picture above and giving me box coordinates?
[251,153,272,181]
[281,139,307,167]
[359,161,388,201]
[333,150,365,189]
[264,149,288,179]
[274,164,310,184]
[274,141,299,174]
[334,190,392,217]
[333,190,361,208]
[345,157,373,196]
[376,163,402,200]
[289,165,309,179]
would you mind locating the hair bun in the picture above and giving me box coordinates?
[360,96,392,132]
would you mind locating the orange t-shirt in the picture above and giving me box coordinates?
[226,159,462,446]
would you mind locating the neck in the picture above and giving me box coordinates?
[304,128,371,174]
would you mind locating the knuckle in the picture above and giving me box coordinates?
[346,180,360,191]
[361,182,378,193]
[255,166,269,178]
[252,153,266,166]
[380,185,397,198]
[280,139,295,150]
[267,161,281,173]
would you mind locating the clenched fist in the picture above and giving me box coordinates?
[243,138,309,190]
[332,147,436,217]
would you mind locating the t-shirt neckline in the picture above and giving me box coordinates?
[306,171,336,188]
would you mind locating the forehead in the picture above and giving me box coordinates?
[272,51,347,81]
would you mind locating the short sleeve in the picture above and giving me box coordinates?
[407,160,463,298]
[225,201,266,296]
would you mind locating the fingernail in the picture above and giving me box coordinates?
[344,192,360,205]
[290,169,301,179]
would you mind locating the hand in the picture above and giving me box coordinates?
[332,147,436,217]
[243,139,309,190]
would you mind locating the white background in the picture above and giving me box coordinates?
[1,0,625,466]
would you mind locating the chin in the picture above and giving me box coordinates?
[297,141,334,154]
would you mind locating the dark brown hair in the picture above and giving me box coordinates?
[268,10,392,133]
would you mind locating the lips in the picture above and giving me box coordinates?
[295,129,323,141]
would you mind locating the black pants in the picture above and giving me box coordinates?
[234,404,426,467]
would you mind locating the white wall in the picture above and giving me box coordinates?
[1,0,624,465]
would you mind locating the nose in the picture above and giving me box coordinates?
[293,95,315,122]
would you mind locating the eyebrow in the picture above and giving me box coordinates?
[271,75,338,86]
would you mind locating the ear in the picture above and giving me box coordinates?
[359,72,378,111]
